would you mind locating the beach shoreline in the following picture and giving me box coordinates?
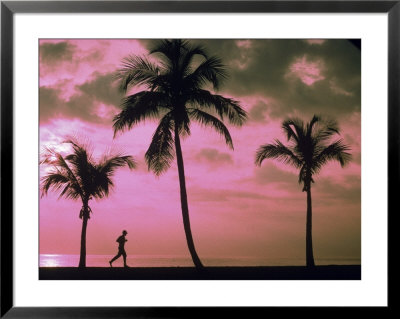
[39,265,361,280]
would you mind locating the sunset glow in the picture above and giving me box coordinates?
[39,39,361,266]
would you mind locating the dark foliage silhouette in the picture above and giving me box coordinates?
[40,137,136,268]
[255,115,351,267]
[113,39,247,268]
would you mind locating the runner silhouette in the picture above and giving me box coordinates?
[109,230,129,267]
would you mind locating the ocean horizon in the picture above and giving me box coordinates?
[40,254,361,268]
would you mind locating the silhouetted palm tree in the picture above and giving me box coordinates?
[113,39,247,268]
[255,115,351,267]
[40,138,136,268]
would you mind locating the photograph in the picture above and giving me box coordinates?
[38,38,361,280]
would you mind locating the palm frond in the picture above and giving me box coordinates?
[313,139,352,173]
[88,169,113,199]
[115,55,160,92]
[97,153,137,175]
[54,152,84,197]
[183,56,228,90]
[186,89,247,126]
[40,146,59,165]
[63,139,94,196]
[255,139,303,168]
[282,118,305,143]
[173,108,191,138]
[188,108,234,149]
[180,43,208,77]
[306,115,321,137]
[149,39,187,71]
[113,91,170,137]
[145,112,175,175]
[312,118,340,144]
[40,172,70,197]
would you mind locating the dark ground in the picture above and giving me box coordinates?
[39,265,361,280]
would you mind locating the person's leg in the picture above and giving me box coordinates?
[109,251,122,266]
[122,251,128,267]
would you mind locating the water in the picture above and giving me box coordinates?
[40,254,360,267]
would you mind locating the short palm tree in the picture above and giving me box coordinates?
[40,138,136,268]
[255,115,351,267]
[113,39,247,268]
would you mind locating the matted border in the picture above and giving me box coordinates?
[1,1,396,317]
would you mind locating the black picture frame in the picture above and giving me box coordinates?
[1,1,395,317]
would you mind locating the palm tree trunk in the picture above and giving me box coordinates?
[78,203,89,268]
[306,183,315,268]
[174,126,204,268]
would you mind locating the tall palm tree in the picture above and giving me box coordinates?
[255,115,351,267]
[113,39,247,268]
[40,138,136,268]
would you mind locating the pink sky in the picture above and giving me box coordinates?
[39,39,361,264]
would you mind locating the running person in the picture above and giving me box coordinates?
[109,230,129,267]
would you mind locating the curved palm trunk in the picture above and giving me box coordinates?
[174,126,204,268]
[78,202,89,268]
[306,184,315,268]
